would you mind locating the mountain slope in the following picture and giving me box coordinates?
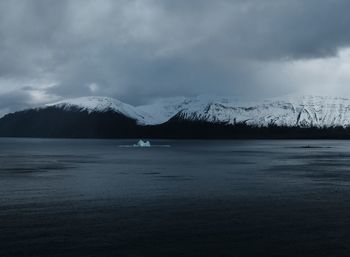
[2,94,350,138]
[0,106,140,138]
[33,95,350,128]
[45,96,154,125]
[173,95,350,128]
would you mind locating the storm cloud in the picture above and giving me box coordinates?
[1,0,350,115]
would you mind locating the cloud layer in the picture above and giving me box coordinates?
[1,0,350,115]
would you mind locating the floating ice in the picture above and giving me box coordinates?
[134,140,151,147]
[119,140,170,148]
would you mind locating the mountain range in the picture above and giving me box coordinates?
[1,95,350,138]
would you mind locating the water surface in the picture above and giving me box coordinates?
[1,139,350,257]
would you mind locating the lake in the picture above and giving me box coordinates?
[1,138,350,257]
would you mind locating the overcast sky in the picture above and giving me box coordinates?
[1,0,350,115]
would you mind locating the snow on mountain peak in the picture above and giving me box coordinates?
[49,96,125,111]
[43,94,350,128]
[46,96,152,124]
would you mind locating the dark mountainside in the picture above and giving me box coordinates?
[1,107,350,139]
[0,107,138,138]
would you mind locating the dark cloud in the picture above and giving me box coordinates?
[1,0,350,113]
[0,90,34,117]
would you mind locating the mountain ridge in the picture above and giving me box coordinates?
[39,95,350,128]
[2,94,350,138]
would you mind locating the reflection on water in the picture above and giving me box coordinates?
[1,139,350,257]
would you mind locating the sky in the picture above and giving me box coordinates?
[1,0,350,115]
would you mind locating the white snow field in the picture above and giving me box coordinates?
[45,95,350,128]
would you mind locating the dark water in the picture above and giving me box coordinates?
[1,139,350,257]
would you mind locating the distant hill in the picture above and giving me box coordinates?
[1,95,350,138]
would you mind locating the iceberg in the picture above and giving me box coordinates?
[134,140,151,147]
[119,140,170,148]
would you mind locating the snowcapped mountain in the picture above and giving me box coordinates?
[173,95,350,128]
[45,96,154,125]
[44,95,350,128]
[3,94,350,138]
